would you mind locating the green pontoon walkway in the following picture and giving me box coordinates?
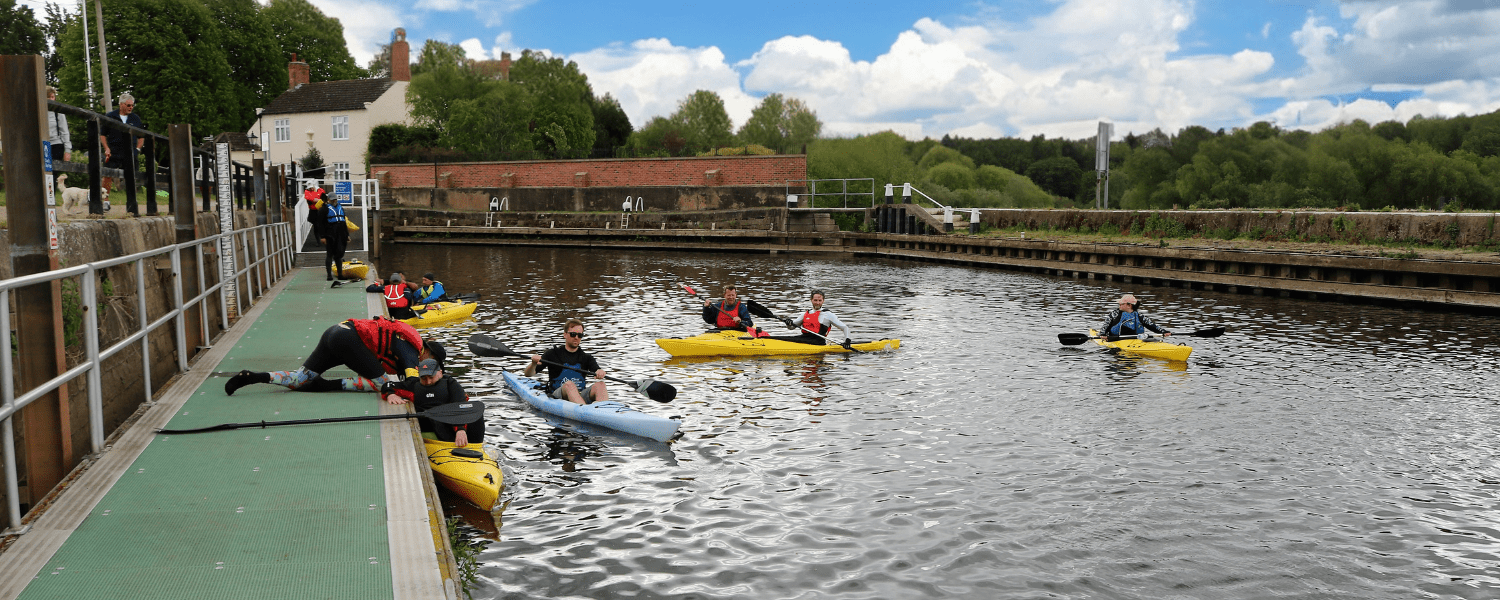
[0,269,457,600]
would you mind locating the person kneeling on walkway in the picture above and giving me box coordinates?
[382,358,483,447]
[224,317,443,395]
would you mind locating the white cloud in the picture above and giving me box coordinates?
[459,38,486,61]
[571,39,757,129]
[303,0,409,66]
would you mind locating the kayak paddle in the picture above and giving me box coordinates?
[1058,327,1226,345]
[467,333,677,403]
[157,401,485,434]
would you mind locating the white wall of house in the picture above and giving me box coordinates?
[248,80,410,180]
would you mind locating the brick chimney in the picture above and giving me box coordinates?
[390,28,410,82]
[499,52,512,80]
[288,53,310,90]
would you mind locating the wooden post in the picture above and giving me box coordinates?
[0,55,73,508]
[170,125,203,354]
[254,158,267,225]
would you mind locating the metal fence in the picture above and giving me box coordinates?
[0,222,295,534]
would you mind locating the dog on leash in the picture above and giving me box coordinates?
[57,174,110,215]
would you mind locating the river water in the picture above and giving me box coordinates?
[379,245,1500,600]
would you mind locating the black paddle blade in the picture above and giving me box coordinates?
[468,334,519,358]
[634,379,677,403]
[744,299,777,319]
[422,401,485,425]
[1058,333,1093,345]
[451,293,481,301]
[1188,327,1225,338]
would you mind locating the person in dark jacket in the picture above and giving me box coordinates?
[317,194,350,280]
[382,358,484,447]
[1098,294,1172,338]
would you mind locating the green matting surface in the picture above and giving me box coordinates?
[19,269,397,600]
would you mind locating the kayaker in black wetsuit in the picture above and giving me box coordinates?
[772,289,853,346]
[382,358,484,447]
[224,317,445,395]
[525,319,608,406]
[702,284,757,333]
[367,273,421,320]
[1098,294,1172,338]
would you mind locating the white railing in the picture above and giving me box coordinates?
[1,222,294,534]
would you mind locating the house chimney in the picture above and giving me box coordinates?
[288,53,310,90]
[391,28,410,81]
[499,52,512,80]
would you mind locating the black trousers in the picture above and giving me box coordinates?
[325,234,348,278]
[303,324,385,380]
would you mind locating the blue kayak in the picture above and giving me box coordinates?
[501,371,680,442]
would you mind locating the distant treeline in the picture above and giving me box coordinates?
[808,113,1500,211]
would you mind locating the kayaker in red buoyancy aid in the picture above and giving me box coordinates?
[701,284,757,333]
[224,317,445,395]
[1098,293,1172,338]
[774,290,853,345]
[365,273,420,319]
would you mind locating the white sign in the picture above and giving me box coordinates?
[47,208,59,250]
[1095,122,1113,172]
[215,143,238,315]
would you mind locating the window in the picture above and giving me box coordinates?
[274,119,289,142]
[332,116,349,140]
[332,162,350,180]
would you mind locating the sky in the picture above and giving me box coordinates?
[298,0,1500,141]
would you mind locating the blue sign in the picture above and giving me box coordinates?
[334,181,354,206]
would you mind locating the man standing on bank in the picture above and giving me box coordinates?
[525,319,608,406]
[100,92,144,197]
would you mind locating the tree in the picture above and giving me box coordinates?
[407,62,503,136]
[737,93,823,153]
[0,0,44,56]
[925,162,975,190]
[591,93,632,151]
[509,50,595,157]
[916,145,974,170]
[262,0,364,83]
[1025,156,1083,198]
[807,131,920,194]
[627,115,681,155]
[670,89,733,150]
[40,2,70,83]
[300,146,323,172]
[205,0,285,131]
[411,39,466,77]
[56,0,238,136]
[442,82,533,158]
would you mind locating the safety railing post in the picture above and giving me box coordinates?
[0,288,22,534]
[171,247,187,372]
[136,259,152,404]
[81,270,104,452]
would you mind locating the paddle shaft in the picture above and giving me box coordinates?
[157,403,482,434]
[682,284,760,331]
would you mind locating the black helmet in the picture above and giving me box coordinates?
[424,340,446,367]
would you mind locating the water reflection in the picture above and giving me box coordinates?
[378,246,1500,599]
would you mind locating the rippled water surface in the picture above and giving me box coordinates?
[379,245,1500,599]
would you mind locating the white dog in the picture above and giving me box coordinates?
[57,174,109,215]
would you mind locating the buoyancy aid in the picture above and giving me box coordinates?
[326,201,346,223]
[714,300,742,328]
[801,310,828,336]
[1110,311,1143,336]
[384,284,410,308]
[347,317,423,374]
[303,188,324,210]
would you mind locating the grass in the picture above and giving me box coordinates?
[980,222,1495,258]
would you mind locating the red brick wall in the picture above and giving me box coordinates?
[374,155,807,189]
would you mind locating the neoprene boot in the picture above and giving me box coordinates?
[224,370,271,396]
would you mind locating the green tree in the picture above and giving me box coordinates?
[670,89,733,150]
[591,92,632,151]
[916,145,974,170]
[205,0,285,131]
[262,0,364,83]
[627,115,683,155]
[56,0,237,136]
[1025,156,1082,198]
[407,63,503,137]
[925,162,975,190]
[40,2,70,83]
[510,50,595,157]
[443,82,533,158]
[0,0,44,55]
[300,145,323,171]
[737,93,823,153]
[411,39,466,76]
[807,131,920,194]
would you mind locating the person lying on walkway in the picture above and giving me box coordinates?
[1098,294,1172,338]
[414,272,448,304]
[525,319,608,406]
[224,317,444,395]
[772,290,852,346]
[367,273,420,319]
[382,358,483,447]
[701,284,757,333]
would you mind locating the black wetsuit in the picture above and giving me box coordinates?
[389,375,484,442]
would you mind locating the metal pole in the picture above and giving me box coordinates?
[136,259,152,404]
[81,269,104,452]
[79,0,95,107]
[93,0,112,112]
[2,288,23,534]
[0,55,73,510]
[86,117,103,213]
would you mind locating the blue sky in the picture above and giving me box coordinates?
[314,0,1500,140]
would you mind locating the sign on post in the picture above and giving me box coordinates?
[44,141,58,248]
[334,180,353,206]
[1095,121,1113,209]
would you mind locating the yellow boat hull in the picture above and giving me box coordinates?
[401,300,478,328]
[339,260,369,279]
[424,438,502,510]
[655,330,901,357]
[1090,329,1192,361]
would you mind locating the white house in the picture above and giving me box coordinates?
[247,29,413,182]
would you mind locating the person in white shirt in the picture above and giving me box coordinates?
[776,290,852,346]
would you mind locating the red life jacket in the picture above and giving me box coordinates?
[384,284,410,308]
[715,300,742,328]
[347,318,423,374]
[304,188,324,209]
[801,310,828,336]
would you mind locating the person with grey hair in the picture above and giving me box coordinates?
[46,86,71,163]
[367,273,420,319]
[1098,293,1172,339]
[100,92,145,198]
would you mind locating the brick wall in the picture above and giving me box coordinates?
[374,154,807,189]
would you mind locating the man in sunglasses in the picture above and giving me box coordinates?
[525,319,608,405]
[1098,293,1172,339]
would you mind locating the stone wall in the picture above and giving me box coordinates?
[974,209,1500,247]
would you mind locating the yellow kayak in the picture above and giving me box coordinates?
[1089,329,1192,362]
[655,330,900,357]
[400,300,478,328]
[424,438,502,510]
[339,259,369,280]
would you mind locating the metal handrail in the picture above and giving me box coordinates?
[785,178,875,208]
[1,222,293,534]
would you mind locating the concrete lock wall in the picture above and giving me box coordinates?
[0,210,265,513]
[977,209,1500,247]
